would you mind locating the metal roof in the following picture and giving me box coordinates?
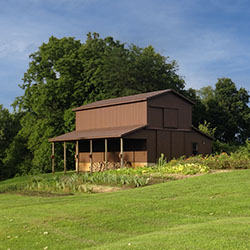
[72,89,194,111]
[49,124,147,142]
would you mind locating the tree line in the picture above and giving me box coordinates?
[0,32,249,180]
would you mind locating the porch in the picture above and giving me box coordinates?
[49,125,147,173]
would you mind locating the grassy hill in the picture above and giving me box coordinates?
[1,170,250,249]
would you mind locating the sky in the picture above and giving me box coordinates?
[1,0,250,109]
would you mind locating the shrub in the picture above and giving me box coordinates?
[164,163,210,175]
[166,149,250,170]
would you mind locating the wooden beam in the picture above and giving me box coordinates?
[64,142,66,174]
[76,141,79,173]
[105,139,108,169]
[52,142,55,174]
[90,140,93,173]
[120,138,123,168]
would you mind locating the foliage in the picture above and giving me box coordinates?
[0,105,22,180]
[184,87,207,128]
[198,120,216,138]
[169,148,250,170]
[164,163,210,175]
[104,161,210,176]
[197,78,250,144]
[10,32,185,175]
[23,174,93,193]
[1,172,150,193]
[239,139,250,154]
[2,135,33,179]
[212,140,238,154]
[157,153,167,167]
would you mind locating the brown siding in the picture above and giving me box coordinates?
[77,129,212,171]
[125,129,156,164]
[156,130,171,160]
[171,131,186,158]
[164,108,178,128]
[76,101,147,131]
[147,92,192,129]
[79,152,90,162]
[148,107,163,127]
[185,131,212,157]
[155,130,211,160]
[78,150,147,169]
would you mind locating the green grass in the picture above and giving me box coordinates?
[1,170,250,249]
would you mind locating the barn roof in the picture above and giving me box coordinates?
[49,124,147,142]
[73,89,194,111]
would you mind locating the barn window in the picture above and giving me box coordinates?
[192,143,199,155]
[79,139,147,152]
[164,108,178,128]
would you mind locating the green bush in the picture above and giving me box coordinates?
[212,140,238,154]
[164,163,210,175]
[166,147,250,170]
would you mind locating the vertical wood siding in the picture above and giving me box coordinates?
[147,92,192,129]
[76,101,147,131]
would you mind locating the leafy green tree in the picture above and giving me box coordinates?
[0,105,22,179]
[2,134,32,179]
[198,120,216,138]
[184,88,207,127]
[196,86,215,103]
[214,78,250,143]
[197,78,250,144]
[13,32,185,173]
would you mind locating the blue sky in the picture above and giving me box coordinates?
[1,0,250,109]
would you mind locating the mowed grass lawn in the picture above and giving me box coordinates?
[1,170,250,249]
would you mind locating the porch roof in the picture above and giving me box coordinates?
[49,124,147,142]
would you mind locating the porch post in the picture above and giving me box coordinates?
[64,141,66,174]
[90,139,93,172]
[52,142,55,173]
[105,139,108,169]
[120,138,123,168]
[76,140,79,173]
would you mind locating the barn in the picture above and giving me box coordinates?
[49,89,212,172]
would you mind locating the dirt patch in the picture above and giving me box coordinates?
[7,186,130,196]
[7,191,74,197]
[89,185,130,193]
[210,169,232,174]
[148,170,232,183]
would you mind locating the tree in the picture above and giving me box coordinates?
[0,105,22,179]
[13,32,185,173]
[198,120,216,138]
[197,78,250,144]
[184,88,207,127]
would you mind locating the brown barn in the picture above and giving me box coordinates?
[49,89,212,172]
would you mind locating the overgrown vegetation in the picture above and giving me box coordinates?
[170,140,250,170]
[0,160,211,194]
[1,140,250,194]
[0,172,150,194]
